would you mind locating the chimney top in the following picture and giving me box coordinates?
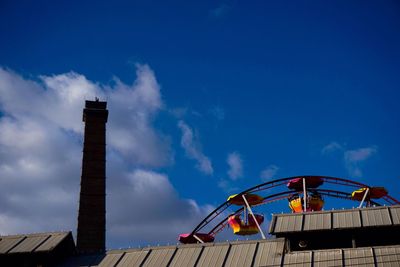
[83,100,108,122]
[85,100,107,109]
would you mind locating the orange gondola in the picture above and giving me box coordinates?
[228,214,264,235]
[288,194,303,213]
[288,193,324,213]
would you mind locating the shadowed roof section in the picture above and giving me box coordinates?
[0,231,76,266]
[0,231,74,254]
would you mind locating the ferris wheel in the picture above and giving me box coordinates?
[178,175,400,244]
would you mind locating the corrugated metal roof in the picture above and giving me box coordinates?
[273,214,303,233]
[223,242,257,267]
[0,231,72,254]
[270,205,400,234]
[195,243,230,267]
[283,251,312,267]
[253,239,284,267]
[343,247,375,266]
[313,249,342,267]
[0,236,25,253]
[88,239,400,267]
[141,247,176,267]
[374,246,400,267]
[8,234,50,253]
[116,249,149,267]
[332,210,361,229]
[389,206,400,225]
[303,213,331,231]
[35,232,69,252]
[283,246,400,267]
[168,245,202,267]
[98,252,124,267]
[361,208,392,227]
[102,239,286,267]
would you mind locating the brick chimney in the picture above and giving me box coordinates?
[77,100,108,254]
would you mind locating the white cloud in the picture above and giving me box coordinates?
[227,152,243,180]
[260,165,279,181]
[106,65,172,167]
[344,147,377,162]
[0,66,210,247]
[344,146,377,177]
[108,169,214,246]
[321,142,377,178]
[321,142,343,154]
[178,120,213,175]
[0,65,171,167]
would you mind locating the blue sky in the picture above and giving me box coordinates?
[0,1,399,248]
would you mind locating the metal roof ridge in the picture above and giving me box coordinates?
[272,204,400,217]
[104,238,285,254]
[285,244,400,254]
[0,230,71,238]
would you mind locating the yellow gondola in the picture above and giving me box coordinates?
[351,187,388,201]
[289,197,303,213]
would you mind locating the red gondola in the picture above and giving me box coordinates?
[287,177,324,191]
[178,233,214,244]
[351,187,388,201]
[227,194,263,206]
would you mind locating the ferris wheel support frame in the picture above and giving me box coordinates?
[242,194,266,239]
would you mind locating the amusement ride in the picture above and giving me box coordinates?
[178,175,400,244]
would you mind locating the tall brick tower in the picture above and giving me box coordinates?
[77,100,108,254]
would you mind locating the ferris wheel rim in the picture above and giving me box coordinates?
[187,175,399,240]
